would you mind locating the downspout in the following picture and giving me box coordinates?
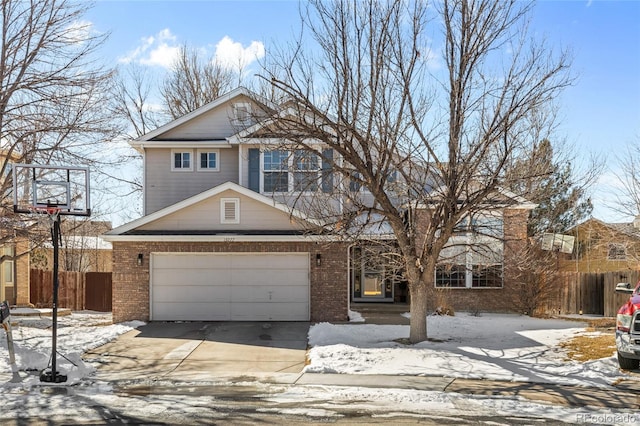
[346,243,356,320]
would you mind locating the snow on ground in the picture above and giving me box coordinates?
[306,312,628,388]
[1,308,639,424]
[0,309,142,386]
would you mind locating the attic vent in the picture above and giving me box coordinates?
[220,198,240,224]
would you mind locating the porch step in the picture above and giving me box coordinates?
[350,303,410,325]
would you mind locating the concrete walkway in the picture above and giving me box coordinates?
[292,373,640,409]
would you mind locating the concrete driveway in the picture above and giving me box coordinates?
[85,321,310,382]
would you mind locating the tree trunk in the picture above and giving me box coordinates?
[409,280,428,343]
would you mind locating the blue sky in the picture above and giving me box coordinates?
[86,0,640,221]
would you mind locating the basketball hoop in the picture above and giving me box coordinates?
[28,206,62,227]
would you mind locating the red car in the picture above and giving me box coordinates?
[615,281,640,370]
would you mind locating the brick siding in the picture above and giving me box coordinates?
[111,240,349,323]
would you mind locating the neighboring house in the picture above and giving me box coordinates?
[560,217,640,272]
[1,149,30,306]
[0,228,30,307]
[103,88,534,323]
[32,220,113,273]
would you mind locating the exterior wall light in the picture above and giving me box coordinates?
[137,253,143,266]
[316,253,321,266]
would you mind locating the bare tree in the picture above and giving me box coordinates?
[613,139,640,218]
[160,44,234,119]
[0,0,117,248]
[111,65,165,139]
[258,0,572,342]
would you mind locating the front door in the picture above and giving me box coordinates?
[351,245,394,302]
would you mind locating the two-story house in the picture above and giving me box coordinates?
[103,87,534,323]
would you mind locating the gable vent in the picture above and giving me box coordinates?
[220,198,240,224]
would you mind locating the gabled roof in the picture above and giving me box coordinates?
[413,186,537,210]
[134,87,272,142]
[571,217,640,241]
[103,182,324,238]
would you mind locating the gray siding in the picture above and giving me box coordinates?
[159,95,255,140]
[145,147,239,214]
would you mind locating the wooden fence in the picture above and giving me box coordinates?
[30,269,112,312]
[538,270,640,317]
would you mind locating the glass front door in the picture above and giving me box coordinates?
[351,245,394,301]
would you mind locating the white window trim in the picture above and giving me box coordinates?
[171,149,194,172]
[197,149,220,172]
[434,215,504,289]
[220,198,240,224]
[260,148,323,194]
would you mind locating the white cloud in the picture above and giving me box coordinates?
[119,29,180,69]
[65,20,93,45]
[214,36,265,72]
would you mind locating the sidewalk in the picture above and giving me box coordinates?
[292,373,640,409]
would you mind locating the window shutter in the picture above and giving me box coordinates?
[321,148,333,193]
[248,148,260,192]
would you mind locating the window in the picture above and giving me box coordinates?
[260,148,328,193]
[197,150,219,171]
[349,172,362,192]
[608,243,627,260]
[220,198,240,224]
[435,264,467,288]
[293,150,319,192]
[471,264,503,288]
[2,261,13,284]
[435,213,504,289]
[263,150,289,192]
[172,150,193,171]
[1,245,13,285]
[233,102,252,123]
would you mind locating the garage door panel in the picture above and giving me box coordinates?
[154,302,231,321]
[154,285,231,303]
[153,269,231,287]
[154,254,231,270]
[151,252,310,321]
[230,269,308,286]
[231,302,309,321]
[231,285,308,303]
[230,255,307,269]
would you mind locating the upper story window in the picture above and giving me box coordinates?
[262,149,323,193]
[198,149,219,172]
[172,149,193,171]
[349,172,362,192]
[293,150,319,192]
[608,243,626,260]
[233,102,252,123]
[263,150,289,192]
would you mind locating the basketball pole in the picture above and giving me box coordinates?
[40,211,67,383]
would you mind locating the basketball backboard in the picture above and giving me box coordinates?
[12,164,90,216]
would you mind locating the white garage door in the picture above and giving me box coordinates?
[151,252,309,321]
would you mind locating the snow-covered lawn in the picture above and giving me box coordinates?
[306,311,627,388]
[0,309,143,386]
